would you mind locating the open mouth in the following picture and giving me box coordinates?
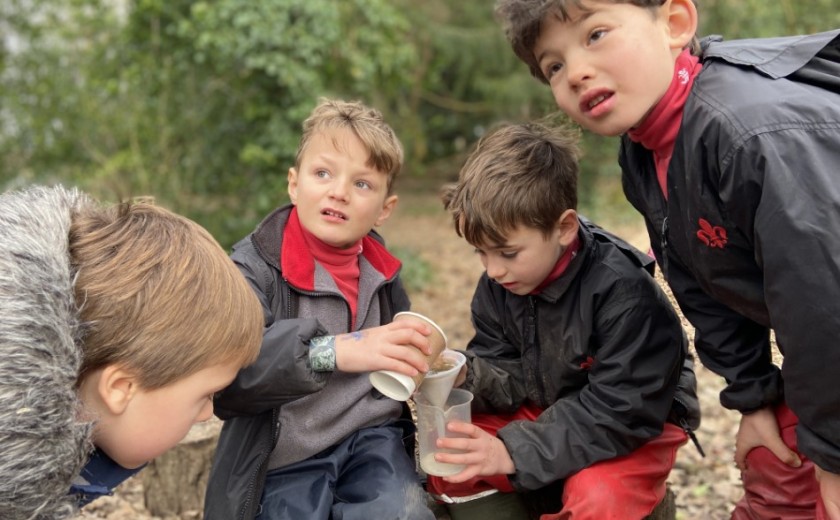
[580,90,613,114]
[322,209,347,220]
[587,93,610,109]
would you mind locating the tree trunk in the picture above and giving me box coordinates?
[644,486,677,520]
[141,419,221,517]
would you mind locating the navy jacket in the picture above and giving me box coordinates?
[620,29,840,472]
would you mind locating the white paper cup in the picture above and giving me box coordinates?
[369,312,448,401]
[369,370,416,401]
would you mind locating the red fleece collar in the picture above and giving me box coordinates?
[280,207,401,290]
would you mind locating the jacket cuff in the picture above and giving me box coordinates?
[719,367,784,413]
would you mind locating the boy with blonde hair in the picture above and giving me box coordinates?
[495,0,840,517]
[0,185,263,520]
[430,121,700,519]
[205,98,435,520]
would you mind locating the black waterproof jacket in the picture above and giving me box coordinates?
[619,29,840,473]
[461,219,700,492]
[203,206,411,520]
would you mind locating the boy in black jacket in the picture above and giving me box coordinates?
[430,122,700,519]
[495,0,840,517]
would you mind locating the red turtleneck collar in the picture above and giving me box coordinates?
[531,236,581,295]
[627,49,702,199]
[280,207,401,325]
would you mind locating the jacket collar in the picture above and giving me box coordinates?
[251,204,401,291]
[701,29,840,79]
[535,218,593,302]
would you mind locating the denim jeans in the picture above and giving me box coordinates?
[257,424,434,520]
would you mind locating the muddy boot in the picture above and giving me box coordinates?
[446,490,530,520]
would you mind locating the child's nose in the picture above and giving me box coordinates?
[565,54,593,88]
[485,259,506,280]
[329,179,350,201]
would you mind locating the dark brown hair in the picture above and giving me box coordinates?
[495,0,700,83]
[443,121,580,246]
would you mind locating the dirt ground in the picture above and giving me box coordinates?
[80,190,746,520]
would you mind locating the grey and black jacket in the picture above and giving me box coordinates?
[461,219,700,492]
[204,205,412,520]
[0,185,94,520]
[619,29,840,473]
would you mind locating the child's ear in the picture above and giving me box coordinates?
[287,167,299,205]
[555,209,579,247]
[96,364,140,416]
[375,194,399,227]
[664,0,699,51]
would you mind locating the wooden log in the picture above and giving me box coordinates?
[141,418,221,517]
[645,486,677,520]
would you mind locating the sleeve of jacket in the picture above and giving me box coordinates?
[213,239,329,419]
[729,128,840,473]
[462,278,529,414]
[660,243,781,415]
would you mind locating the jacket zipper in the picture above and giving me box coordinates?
[673,396,705,457]
[527,297,548,408]
[660,216,669,276]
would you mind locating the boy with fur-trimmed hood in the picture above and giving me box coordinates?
[0,185,262,519]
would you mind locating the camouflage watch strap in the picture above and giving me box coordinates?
[309,335,337,372]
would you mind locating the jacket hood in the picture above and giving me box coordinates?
[0,185,95,519]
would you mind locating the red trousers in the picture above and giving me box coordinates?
[427,405,688,520]
[732,403,828,520]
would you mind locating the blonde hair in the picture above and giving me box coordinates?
[443,121,580,246]
[495,0,701,84]
[295,98,404,193]
[70,200,262,389]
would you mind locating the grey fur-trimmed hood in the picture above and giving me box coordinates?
[0,185,95,519]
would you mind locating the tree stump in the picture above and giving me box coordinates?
[645,486,677,520]
[142,418,222,517]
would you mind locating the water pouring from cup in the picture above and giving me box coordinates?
[417,349,466,408]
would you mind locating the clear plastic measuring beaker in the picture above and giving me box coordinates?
[414,388,473,477]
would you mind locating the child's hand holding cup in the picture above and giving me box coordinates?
[369,312,448,401]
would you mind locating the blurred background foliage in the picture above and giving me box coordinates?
[2,0,839,248]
